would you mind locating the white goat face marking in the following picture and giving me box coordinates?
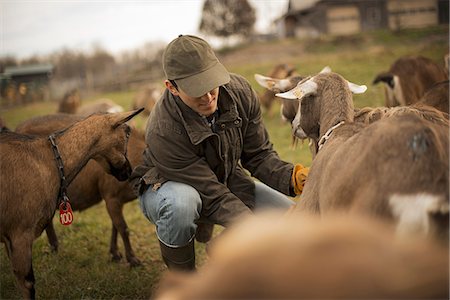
[389,193,448,238]
[276,77,318,100]
[392,76,406,105]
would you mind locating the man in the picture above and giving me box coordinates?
[131,35,308,271]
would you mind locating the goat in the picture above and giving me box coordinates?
[372,55,448,107]
[15,113,146,267]
[57,89,81,114]
[132,84,163,116]
[155,212,449,299]
[257,63,297,115]
[76,98,124,116]
[0,109,143,299]
[277,72,449,241]
[256,68,448,157]
[255,66,327,156]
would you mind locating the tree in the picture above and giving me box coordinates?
[199,0,256,39]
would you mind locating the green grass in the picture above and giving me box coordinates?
[1,26,448,299]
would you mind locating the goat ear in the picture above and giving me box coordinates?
[112,108,144,128]
[255,74,276,89]
[276,78,318,101]
[319,66,332,73]
[254,74,294,93]
[347,81,367,94]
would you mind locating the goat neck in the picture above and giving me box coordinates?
[316,73,355,139]
[49,115,118,184]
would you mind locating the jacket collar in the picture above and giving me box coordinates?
[169,85,241,145]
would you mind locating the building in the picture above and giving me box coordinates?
[278,0,448,38]
[0,64,54,106]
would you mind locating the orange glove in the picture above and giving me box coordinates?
[292,164,309,195]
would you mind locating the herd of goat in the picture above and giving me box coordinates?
[0,54,449,299]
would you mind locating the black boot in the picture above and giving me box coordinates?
[159,239,196,271]
[195,222,214,243]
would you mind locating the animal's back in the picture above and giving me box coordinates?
[298,114,449,221]
[15,113,83,134]
[418,80,450,114]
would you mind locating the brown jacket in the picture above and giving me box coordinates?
[131,74,294,225]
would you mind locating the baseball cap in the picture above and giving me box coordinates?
[162,35,230,98]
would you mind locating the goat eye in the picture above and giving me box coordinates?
[122,125,131,138]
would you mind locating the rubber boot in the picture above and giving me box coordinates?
[195,222,214,243]
[159,239,196,271]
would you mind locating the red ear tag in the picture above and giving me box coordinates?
[59,201,73,225]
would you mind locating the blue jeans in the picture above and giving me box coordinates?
[139,181,294,247]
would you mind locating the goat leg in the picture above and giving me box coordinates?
[10,235,35,299]
[45,220,59,252]
[109,225,122,262]
[105,200,142,267]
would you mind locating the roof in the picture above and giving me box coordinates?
[2,64,54,77]
[288,0,321,12]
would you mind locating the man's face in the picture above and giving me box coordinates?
[166,80,219,117]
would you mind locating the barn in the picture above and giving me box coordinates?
[0,63,54,107]
[278,0,448,38]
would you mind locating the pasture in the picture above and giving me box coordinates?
[1,26,448,299]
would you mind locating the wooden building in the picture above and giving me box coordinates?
[0,64,53,106]
[278,0,447,38]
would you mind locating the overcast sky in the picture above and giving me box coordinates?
[1,0,288,59]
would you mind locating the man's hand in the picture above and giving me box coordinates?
[292,164,309,195]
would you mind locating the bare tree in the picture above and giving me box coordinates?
[199,0,256,40]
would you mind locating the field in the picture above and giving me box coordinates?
[1,26,448,299]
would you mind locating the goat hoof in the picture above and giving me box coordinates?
[111,252,123,262]
[128,257,142,267]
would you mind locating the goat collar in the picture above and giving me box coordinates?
[317,121,345,152]
[48,134,69,206]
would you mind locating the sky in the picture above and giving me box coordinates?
[1,0,289,59]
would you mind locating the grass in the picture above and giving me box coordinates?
[1,26,448,299]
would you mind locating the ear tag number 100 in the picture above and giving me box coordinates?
[59,201,73,225]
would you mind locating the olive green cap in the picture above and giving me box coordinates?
[162,35,230,98]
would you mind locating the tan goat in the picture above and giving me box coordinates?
[0,109,143,299]
[155,212,449,299]
[15,113,146,267]
[277,72,449,241]
[373,55,448,107]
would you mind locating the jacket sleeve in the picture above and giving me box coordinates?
[146,120,250,225]
[239,81,294,196]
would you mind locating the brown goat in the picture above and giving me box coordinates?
[57,89,81,113]
[373,55,448,107]
[15,113,146,267]
[155,212,449,299]
[0,109,143,298]
[277,72,449,241]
